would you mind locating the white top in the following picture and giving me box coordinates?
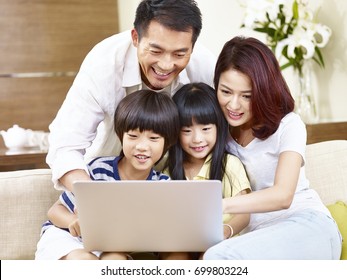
[46,30,216,190]
[226,112,331,232]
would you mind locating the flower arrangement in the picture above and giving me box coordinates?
[240,0,332,76]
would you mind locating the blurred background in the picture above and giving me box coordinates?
[119,0,347,122]
[1,0,346,133]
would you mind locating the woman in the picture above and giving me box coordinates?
[203,36,342,260]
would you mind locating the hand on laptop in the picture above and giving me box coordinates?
[68,207,81,237]
[68,217,80,237]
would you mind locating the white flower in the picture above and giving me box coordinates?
[241,0,287,28]
[240,0,332,73]
[276,27,315,60]
[308,23,332,48]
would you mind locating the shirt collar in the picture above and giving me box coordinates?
[191,154,212,180]
[113,155,154,180]
[122,44,141,88]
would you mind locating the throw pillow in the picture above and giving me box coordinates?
[327,201,347,260]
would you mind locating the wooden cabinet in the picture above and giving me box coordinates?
[0,148,48,172]
[0,0,119,132]
[306,121,347,144]
[0,0,119,171]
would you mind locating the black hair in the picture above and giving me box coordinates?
[134,0,202,46]
[114,90,180,162]
[166,83,229,180]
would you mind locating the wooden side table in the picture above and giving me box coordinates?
[306,121,347,144]
[0,147,48,172]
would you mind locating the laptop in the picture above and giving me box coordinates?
[73,180,223,252]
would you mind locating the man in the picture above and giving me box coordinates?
[47,0,216,191]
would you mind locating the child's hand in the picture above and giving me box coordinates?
[68,217,81,237]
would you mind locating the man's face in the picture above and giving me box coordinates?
[132,21,193,90]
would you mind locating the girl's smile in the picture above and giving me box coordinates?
[179,121,217,161]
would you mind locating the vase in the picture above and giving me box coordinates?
[294,63,319,124]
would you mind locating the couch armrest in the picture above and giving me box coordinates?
[305,140,347,205]
[0,169,61,260]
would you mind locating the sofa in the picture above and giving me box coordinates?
[1,140,346,260]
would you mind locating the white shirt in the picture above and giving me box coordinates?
[226,112,331,232]
[46,30,216,190]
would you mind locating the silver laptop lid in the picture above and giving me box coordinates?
[73,180,223,252]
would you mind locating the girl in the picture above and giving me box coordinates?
[165,83,251,257]
[204,36,342,259]
[35,89,180,260]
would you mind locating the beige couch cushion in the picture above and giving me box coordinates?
[0,169,60,260]
[305,140,347,205]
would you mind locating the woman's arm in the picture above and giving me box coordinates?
[223,151,302,214]
[223,190,250,239]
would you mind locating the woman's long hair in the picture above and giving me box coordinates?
[214,36,295,139]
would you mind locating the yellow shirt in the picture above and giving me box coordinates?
[191,154,251,222]
[164,153,251,222]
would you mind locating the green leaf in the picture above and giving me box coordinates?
[278,5,286,25]
[266,12,272,23]
[254,27,276,37]
[280,62,294,71]
[312,56,321,67]
[292,0,299,20]
[315,47,325,68]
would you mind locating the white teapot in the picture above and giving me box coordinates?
[0,124,32,150]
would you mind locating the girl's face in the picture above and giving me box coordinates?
[179,120,217,161]
[122,129,165,172]
[217,69,253,128]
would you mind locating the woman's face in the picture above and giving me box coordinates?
[216,69,253,128]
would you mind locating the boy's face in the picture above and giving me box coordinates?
[132,20,193,90]
[122,129,165,174]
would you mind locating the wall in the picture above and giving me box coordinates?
[0,0,119,132]
[118,0,347,122]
